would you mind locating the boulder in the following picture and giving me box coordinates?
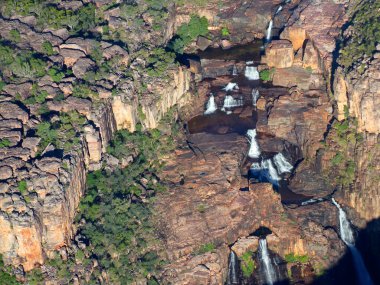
[263,40,294,68]
[72,58,96,79]
[0,102,29,123]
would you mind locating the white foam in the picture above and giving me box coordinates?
[204,94,217,115]
[247,129,261,158]
[245,66,259,80]
[223,82,239,92]
[273,153,293,174]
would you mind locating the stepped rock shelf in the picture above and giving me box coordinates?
[0,0,379,284]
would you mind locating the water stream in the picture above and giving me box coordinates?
[204,94,217,115]
[259,239,277,285]
[332,198,374,285]
[226,250,240,285]
[247,129,261,158]
[245,66,260,80]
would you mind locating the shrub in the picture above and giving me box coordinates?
[41,41,55,56]
[331,152,344,166]
[285,253,309,263]
[197,243,215,254]
[0,139,11,148]
[240,251,255,278]
[169,15,209,53]
[221,27,230,37]
[48,67,65,82]
[18,180,28,194]
[259,68,274,81]
[9,29,21,43]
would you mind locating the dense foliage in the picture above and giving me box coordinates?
[169,15,209,53]
[1,1,100,35]
[76,126,178,283]
[0,42,46,80]
[338,0,380,72]
[328,117,364,187]
[240,251,255,278]
[36,111,87,152]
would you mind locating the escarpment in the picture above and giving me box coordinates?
[0,0,379,284]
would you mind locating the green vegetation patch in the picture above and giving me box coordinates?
[285,253,309,264]
[36,111,86,152]
[76,128,177,283]
[338,0,380,72]
[196,243,216,255]
[0,255,20,285]
[240,251,256,278]
[169,15,209,54]
[0,139,11,148]
[259,68,275,81]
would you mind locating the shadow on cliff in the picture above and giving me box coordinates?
[312,218,380,285]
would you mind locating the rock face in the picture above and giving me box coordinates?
[263,40,294,68]
[280,0,347,75]
[257,89,332,158]
[156,130,343,284]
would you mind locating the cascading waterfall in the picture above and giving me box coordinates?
[266,20,273,42]
[251,159,281,184]
[252,89,260,106]
[223,82,239,92]
[332,198,374,285]
[245,66,260,80]
[226,251,240,285]
[273,153,293,174]
[223,95,244,110]
[247,129,261,158]
[259,239,277,285]
[262,159,281,182]
[275,5,283,15]
[232,65,238,76]
[204,94,217,115]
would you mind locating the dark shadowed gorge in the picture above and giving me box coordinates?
[0,0,379,284]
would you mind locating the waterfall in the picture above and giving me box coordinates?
[204,94,217,115]
[232,65,238,76]
[245,66,260,80]
[262,159,281,181]
[250,159,281,184]
[223,95,244,110]
[273,153,293,174]
[332,198,374,285]
[275,5,283,15]
[223,82,239,92]
[247,129,261,158]
[266,20,273,42]
[259,239,277,285]
[252,89,260,106]
[226,251,240,285]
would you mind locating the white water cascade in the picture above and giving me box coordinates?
[204,94,217,115]
[273,153,293,174]
[245,66,260,80]
[251,159,281,183]
[223,82,239,92]
[223,95,244,110]
[252,89,260,106]
[232,65,238,76]
[259,239,277,285]
[262,159,281,181]
[247,129,261,158]
[332,198,374,285]
[266,20,273,42]
[226,251,240,285]
[275,5,283,15]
